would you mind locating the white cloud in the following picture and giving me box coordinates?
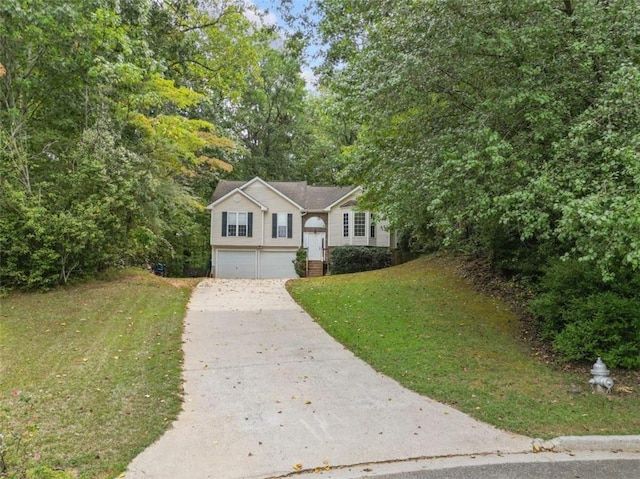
[300,67,318,90]
[245,1,279,28]
[246,1,319,90]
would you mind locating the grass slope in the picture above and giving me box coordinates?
[0,270,198,478]
[287,255,640,438]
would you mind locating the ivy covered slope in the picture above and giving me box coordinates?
[314,0,640,367]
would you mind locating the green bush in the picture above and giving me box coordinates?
[329,246,392,275]
[553,293,640,369]
[293,248,307,278]
[530,258,640,368]
[529,259,605,338]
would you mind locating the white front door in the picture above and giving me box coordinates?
[305,232,325,261]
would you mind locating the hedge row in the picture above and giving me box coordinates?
[329,246,392,275]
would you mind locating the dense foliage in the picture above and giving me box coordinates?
[3,0,639,367]
[329,246,392,275]
[311,0,640,366]
[530,259,640,368]
[0,0,323,289]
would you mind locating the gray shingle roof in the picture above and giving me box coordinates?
[306,186,356,210]
[266,181,308,207]
[211,179,357,211]
[211,181,245,202]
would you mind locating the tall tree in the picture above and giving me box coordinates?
[0,0,262,288]
[315,0,640,276]
[227,32,310,180]
[312,0,640,367]
[291,90,355,184]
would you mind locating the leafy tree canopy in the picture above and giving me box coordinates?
[0,0,290,288]
[314,0,640,279]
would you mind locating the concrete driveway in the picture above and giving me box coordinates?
[123,279,532,479]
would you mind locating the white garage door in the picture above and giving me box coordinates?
[217,251,257,279]
[259,251,297,279]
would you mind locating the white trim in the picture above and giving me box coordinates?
[353,211,366,237]
[242,177,305,211]
[304,216,326,228]
[276,212,288,238]
[343,212,350,239]
[206,187,268,211]
[225,211,249,237]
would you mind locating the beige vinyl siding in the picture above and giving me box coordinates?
[244,183,301,248]
[373,221,391,247]
[210,194,263,247]
[349,213,369,246]
[327,191,358,247]
[328,208,392,248]
[328,208,348,247]
[328,209,368,246]
[243,182,298,208]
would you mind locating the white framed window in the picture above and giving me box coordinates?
[354,212,366,237]
[277,213,288,238]
[229,212,247,237]
[223,211,251,237]
[272,213,293,239]
[304,216,326,228]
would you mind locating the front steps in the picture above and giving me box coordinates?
[306,260,324,277]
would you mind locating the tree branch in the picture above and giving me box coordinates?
[563,0,574,16]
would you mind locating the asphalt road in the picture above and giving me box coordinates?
[351,458,640,479]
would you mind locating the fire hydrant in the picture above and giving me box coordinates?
[589,357,614,394]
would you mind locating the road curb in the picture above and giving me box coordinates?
[533,435,640,453]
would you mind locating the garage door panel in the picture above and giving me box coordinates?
[217,251,257,279]
[259,251,297,279]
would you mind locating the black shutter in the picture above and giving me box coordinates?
[221,212,227,237]
[247,212,253,237]
[287,213,293,238]
[272,213,277,238]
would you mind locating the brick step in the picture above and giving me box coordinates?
[306,261,324,277]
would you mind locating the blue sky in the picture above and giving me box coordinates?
[247,0,280,26]
[248,0,320,87]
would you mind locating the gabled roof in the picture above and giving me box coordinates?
[340,199,358,208]
[206,185,268,211]
[306,186,356,211]
[323,186,363,211]
[242,177,305,210]
[209,178,359,212]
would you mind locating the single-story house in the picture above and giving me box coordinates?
[206,177,396,278]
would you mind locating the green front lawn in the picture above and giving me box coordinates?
[287,255,640,438]
[2,255,637,479]
[0,270,198,479]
